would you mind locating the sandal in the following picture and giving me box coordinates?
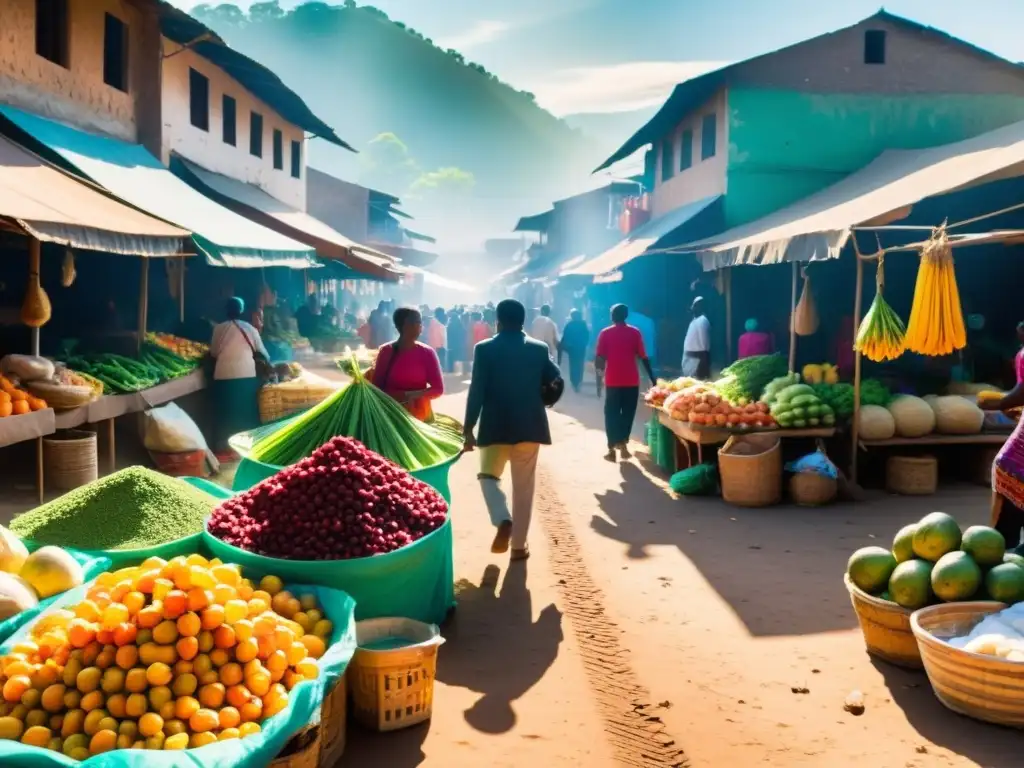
[510,547,530,561]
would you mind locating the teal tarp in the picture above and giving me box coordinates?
[0,106,318,269]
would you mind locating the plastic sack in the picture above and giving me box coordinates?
[0,575,356,768]
[0,548,110,644]
[142,402,208,453]
[669,463,718,495]
[786,450,838,479]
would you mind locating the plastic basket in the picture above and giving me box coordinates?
[350,617,444,731]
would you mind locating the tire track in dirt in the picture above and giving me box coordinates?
[535,466,689,768]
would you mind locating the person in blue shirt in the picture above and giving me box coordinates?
[464,299,562,561]
[559,309,590,392]
[629,308,657,371]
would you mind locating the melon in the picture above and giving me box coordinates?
[889,395,936,438]
[858,405,896,440]
[19,546,83,599]
[0,572,38,620]
[0,525,28,574]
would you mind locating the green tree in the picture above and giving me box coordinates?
[358,132,420,193]
[250,1,284,21]
[409,167,475,199]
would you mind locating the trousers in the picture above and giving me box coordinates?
[479,443,540,550]
[604,386,639,449]
[566,351,585,391]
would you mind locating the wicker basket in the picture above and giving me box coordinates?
[789,473,837,506]
[350,618,444,732]
[320,672,348,766]
[43,429,98,491]
[910,601,1024,727]
[268,725,321,768]
[26,380,95,409]
[259,376,338,423]
[886,455,938,495]
[718,434,782,507]
[844,574,922,669]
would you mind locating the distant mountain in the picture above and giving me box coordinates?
[189,1,600,249]
[562,106,659,162]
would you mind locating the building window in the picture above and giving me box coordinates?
[222,95,236,146]
[35,0,68,67]
[701,114,717,160]
[273,129,283,170]
[249,112,263,157]
[103,13,129,92]
[864,30,886,64]
[680,128,693,171]
[660,137,674,183]
[290,140,301,179]
[188,68,209,131]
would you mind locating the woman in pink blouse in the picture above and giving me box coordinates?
[737,318,774,359]
[370,307,444,421]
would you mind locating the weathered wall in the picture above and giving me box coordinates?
[0,0,145,141]
[724,89,1024,226]
[161,38,306,210]
[652,89,728,219]
[306,168,369,242]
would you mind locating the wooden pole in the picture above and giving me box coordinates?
[137,258,150,353]
[851,240,866,483]
[29,238,41,356]
[178,255,186,324]
[724,267,733,363]
[788,261,798,372]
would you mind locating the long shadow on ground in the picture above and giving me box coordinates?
[591,461,991,637]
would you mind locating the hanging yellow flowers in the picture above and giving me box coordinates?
[855,253,905,362]
[904,226,966,357]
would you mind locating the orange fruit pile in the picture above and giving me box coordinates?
[0,375,46,418]
[0,555,331,758]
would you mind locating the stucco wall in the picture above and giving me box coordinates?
[306,168,369,242]
[725,89,1024,226]
[161,38,306,211]
[0,0,143,141]
[652,90,728,219]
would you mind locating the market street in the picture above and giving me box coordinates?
[339,376,1020,768]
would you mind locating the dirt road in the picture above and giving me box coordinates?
[344,378,1019,768]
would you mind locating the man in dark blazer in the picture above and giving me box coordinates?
[464,299,562,560]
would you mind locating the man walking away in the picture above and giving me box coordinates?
[530,304,560,360]
[681,296,711,379]
[560,309,590,393]
[595,304,654,461]
[464,299,562,560]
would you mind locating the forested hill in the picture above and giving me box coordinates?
[190,2,598,246]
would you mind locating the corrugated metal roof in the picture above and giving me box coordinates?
[514,210,553,232]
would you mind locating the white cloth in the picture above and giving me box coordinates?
[210,320,269,380]
[530,315,559,359]
[479,442,540,550]
[683,315,711,353]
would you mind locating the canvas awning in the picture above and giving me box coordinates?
[0,135,187,256]
[687,118,1024,270]
[170,156,401,280]
[405,266,476,294]
[368,242,438,268]
[0,105,318,269]
[564,195,721,276]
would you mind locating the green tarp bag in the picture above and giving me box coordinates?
[0,573,357,768]
[0,548,110,645]
[186,478,456,625]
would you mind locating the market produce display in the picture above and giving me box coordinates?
[810,383,855,420]
[644,377,697,407]
[767,381,835,429]
[858,404,896,440]
[9,468,215,552]
[855,257,906,362]
[144,333,208,362]
[889,395,936,438]
[0,375,46,417]
[847,512,1024,610]
[62,345,197,395]
[800,363,839,385]
[0,554,332,757]
[905,229,967,357]
[930,395,985,435]
[209,435,448,560]
[250,365,462,471]
[714,354,788,406]
[0,529,84,620]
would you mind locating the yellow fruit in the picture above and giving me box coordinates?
[298,594,318,612]
[145,733,167,750]
[21,724,52,747]
[89,728,117,754]
[19,547,84,599]
[219,727,240,740]
[62,732,87,753]
[0,525,29,574]
[190,731,218,748]
[238,721,261,737]
[300,635,325,659]
[312,619,333,638]
[164,717,188,736]
[0,573,39,621]
[0,715,24,740]
[79,691,104,713]
[82,709,107,736]
[138,712,163,737]
[125,694,147,718]
[60,709,84,738]
[148,685,173,711]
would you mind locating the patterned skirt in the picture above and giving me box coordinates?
[994,419,1024,510]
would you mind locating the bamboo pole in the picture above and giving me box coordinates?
[788,261,798,372]
[178,255,185,324]
[137,258,150,352]
[28,238,41,356]
[850,238,866,483]
[724,267,733,363]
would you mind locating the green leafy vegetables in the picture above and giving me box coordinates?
[715,354,788,405]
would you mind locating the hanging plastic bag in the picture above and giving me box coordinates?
[792,267,819,336]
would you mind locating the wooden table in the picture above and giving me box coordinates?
[860,433,1011,448]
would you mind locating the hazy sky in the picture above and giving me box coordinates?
[174,0,1024,116]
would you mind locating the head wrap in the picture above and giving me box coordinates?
[744,318,759,333]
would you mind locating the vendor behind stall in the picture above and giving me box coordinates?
[370,307,444,421]
[737,318,774,359]
[209,297,268,452]
[982,321,1024,548]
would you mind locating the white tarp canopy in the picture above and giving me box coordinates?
[406,266,476,293]
[564,195,720,276]
[686,119,1024,270]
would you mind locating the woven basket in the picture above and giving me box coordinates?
[718,434,782,507]
[886,455,938,495]
[350,618,444,732]
[910,601,1024,727]
[43,429,98,491]
[844,574,922,669]
[259,378,337,424]
[320,672,348,765]
[26,380,95,409]
[789,473,837,506]
[268,725,321,768]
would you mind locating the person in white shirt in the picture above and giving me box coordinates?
[530,304,559,360]
[681,296,711,379]
[209,297,270,453]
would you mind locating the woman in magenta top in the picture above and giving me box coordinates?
[736,318,774,359]
[370,307,444,421]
